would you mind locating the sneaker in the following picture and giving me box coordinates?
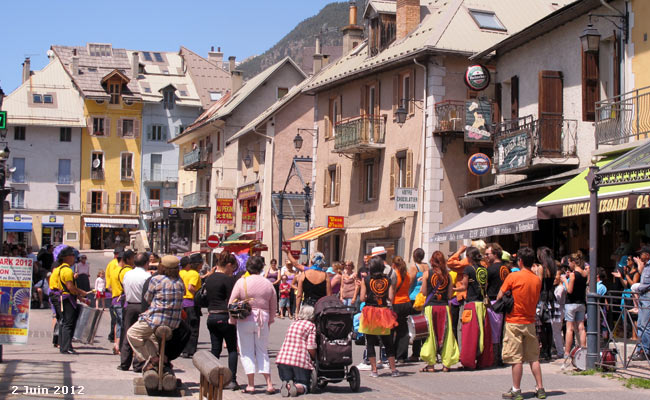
[631,351,648,361]
[280,381,289,397]
[357,362,371,371]
[502,388,523,400]
[391,369,401,377]
[369,371,379,378]
[535,388,547,399]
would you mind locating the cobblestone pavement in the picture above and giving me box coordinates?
[1,252,648,399]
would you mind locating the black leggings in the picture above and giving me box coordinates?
[366,334,395,358]
[392,302,412,361]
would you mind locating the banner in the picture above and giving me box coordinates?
[327,216,344,229]
[216,199,234,224]
[0,257,33,345]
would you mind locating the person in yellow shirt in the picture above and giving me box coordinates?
[180,253,203,358]
[57,247,88,354]
[49,262,64,348]
[105,248,122,343]
[112,250,134,355]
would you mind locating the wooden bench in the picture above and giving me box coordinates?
[192,350,232,400]
[134,325,184,395]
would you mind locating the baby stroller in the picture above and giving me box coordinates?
[311,296,360,393]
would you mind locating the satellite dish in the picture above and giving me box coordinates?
[8,167,16,173]
[92,159,101,169]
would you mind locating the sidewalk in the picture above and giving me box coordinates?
[1,308,648,399]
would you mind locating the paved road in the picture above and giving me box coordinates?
[1,251,648,399]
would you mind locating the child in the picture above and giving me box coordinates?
[279,275,291,319]
[95,270,106,309]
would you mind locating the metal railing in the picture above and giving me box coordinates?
[494,115,577,171]
[82,202,138,215]
[182,191,210,209]
[57,203,71,210]
[433,100,466,133]
[142,168,179,183]
[91,169,105,180]
[334,115,386,152]
[183,145,212,169]
[57,174,73,185]
[596,86,650,147]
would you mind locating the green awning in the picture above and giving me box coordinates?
[537,156,650,219]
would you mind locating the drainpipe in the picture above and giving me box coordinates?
[414,58,428,256]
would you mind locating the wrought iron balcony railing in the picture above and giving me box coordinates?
[433,100,466,133]
[595,86,650,147]
[142,168,179,183]
[82,202,138,215]
[333,115,386,153]
[183,145,212,170]
[182,191,210,209]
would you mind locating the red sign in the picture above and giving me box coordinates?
[291,250,300,257]
[256,231,263,240]
[327,216,344,229]
[216,199,234,224]
[282,241,291,251]
[206,235,220,248]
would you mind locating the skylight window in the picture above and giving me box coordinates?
[142,51,153,62]
[469,10,506,31]
[33,94,42,103]
[43,94,53,104]
[209,92,222,101]
[179,90,188,96]
[154,52,164,62]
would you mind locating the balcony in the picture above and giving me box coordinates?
[494,115,578,174]
[143,168,179,184]
[82,202,138,215]
[333,115,386,154]
[596,86,650,147]
[57,174,73,185]
[183,145,212,171]
[91,169,105,180]
[433,100,466,134]
[182,191,210,210]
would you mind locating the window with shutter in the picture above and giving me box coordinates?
[87,117,93,135]
[104,117,110,137]
[582,48,599,122]
[390,155,396,198]
[323,168,330,206]
[539,70,564,155]
[133,119,140,138]
[116,118,123,137]
[494,83,502,124]
[406,149,413,188]
[511,76,519,120]
[409,68,416,115]
[335,164,341,204]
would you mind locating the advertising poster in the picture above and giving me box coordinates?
[464,100,492,142]
[216,199,234,224]
[0,257,33,345]
[496,131,530,173]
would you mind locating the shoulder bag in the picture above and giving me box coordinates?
[228,277,252,319]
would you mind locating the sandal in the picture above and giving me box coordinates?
[241,386,255,394]
[420,365,436,373]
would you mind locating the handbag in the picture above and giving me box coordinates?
[195,282,209,309]
[492,290,513,314]
[228,277,252,320]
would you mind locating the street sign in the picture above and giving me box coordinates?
[395,188,418,211]
[206,234,220,249]
[294,221,308,235]
[0,111,6,130]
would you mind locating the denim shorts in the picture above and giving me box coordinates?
[565,303,586,322]
[279,297,290,308]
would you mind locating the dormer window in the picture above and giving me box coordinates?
[163,89,175,109]
[109,82,121,104]
[469,10,506,31]
[142,51,153,62]
[88,43,112,57]
[369,15,396,56]
[154,52,164,62]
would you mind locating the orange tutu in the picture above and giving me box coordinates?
[359,306,398,335]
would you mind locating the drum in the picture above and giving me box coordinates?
[407,315,429,342]
[73,303,103,344]
[570,347,587,370]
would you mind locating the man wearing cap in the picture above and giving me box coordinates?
[180,253,203,358]
[56,246,89,354]
[118,252,151,371]
[112,250,134,354]
[633,247,650,360]
[127,255,185,372]
[106,248,123,342]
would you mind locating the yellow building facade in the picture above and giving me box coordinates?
[632,0,650,89]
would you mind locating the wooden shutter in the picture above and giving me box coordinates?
[335,164,341,204]
[392,74,399,119]
[339,95,343,122]
[360,85,366,116]
[494,83,502,124]
[325,99,333,139]
[375,80,381,116]
[116,118,123,137]
[539,70,564,155]
[130,192,136,214]
[104,117,110,137]
[102,190,108,213]
[510,76,519,120]
[134,119,140,138]
[323,168,330,205]
[406,150,413,188]
[116,191,120,213]
[409,68,416,116]
[613,30,620,98]
[87,117,93,135]
[86,191,92,211]
[582,47,599,122]
[147,125,152,141]
[372,159,379,200]
[390,155,396,198]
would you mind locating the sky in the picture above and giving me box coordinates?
[0,0,339,94]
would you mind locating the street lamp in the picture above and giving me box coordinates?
[395,99,408,126]
[580,23,601,53]
[243,153,252,168]
[293,133,303,151]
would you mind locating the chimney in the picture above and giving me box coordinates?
[231,70,243,93]
[70,49,79,77]
[22,57,31,83]
[313,37,323,75]
[208,46,224,68]
[341,2,363,55]
[132,51,139,79]
[396,0,421,40]
[228,55,237,73]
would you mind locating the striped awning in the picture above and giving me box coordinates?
[289,226,338,241]
[84,217,139,228]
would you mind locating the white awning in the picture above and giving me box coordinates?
[84,217,139,228]
[431,195,540,242]
[345,216,404,234]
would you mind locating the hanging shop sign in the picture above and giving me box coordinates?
[464,100,492,142]
[0,257,33,344]
[464,64,491,91]
[395,188,419,211]
[237,183,259,200]
[539,193,650,219]
[468,153,492,176]
[495,131,530,173]
[242,198,257,228]
[216,199,234,224]
[327,216,345,229]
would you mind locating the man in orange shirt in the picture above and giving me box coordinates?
[497,247,545,400]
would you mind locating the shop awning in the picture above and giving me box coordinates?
[432,195,540,242]
[42,215,64,227]
[537,156,650,219]
[289,226,338,241]
[4,220,33,233]
[345,216,405,234]
[84,217,139,228]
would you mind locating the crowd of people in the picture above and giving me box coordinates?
[35,236,650,399]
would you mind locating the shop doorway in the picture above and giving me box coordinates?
[90,228,103,250]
